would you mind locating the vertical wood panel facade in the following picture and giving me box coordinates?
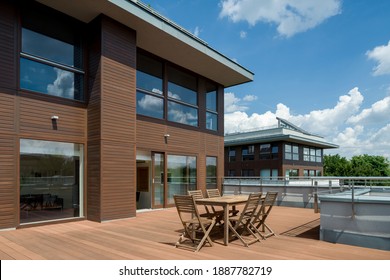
[0,0,17,228]
[0,1,231,229]
[88,16,137,221]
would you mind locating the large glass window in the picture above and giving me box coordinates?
[20,27,84,101]
[242,145,255,161]
[228,147,236,162]
[206,156,217,189]
[168,66,198,127]
[206,82,218,131]
[167,155,197,204]
[20,139,83,224]
[303,147,322,162]
[136,53,164,119]
[285,144,299,161]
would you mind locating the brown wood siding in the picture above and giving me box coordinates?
[18,97,86,142]
[0,0,17,229]
[0,136,17,229]
[0,94,16,134]
[87,17,103,222]
[0,0,17,94]
[87,16,137,221]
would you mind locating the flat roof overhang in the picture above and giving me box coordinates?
[224,129,339,149]
[37,0,254,88]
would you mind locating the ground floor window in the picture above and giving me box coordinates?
[206,156,217,189]
[167,155,196,204]
[285,169,299,177]
[20,139,83,224]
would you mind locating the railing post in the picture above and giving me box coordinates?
[351,180,355,218]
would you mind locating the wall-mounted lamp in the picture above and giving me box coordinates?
[51,115,59,130]
[164,134,170,144]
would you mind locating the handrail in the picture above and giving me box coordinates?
[222,176,390,214]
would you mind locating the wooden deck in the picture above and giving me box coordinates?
[0,206,389,260]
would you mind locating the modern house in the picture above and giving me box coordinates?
[0,0,253,229]
[224,118,338,178]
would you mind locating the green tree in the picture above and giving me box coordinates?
[323,154,351,176]
[324,154,390,177]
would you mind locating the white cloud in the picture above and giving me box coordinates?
[194,26,201,37]
[347,96,390,125]
[225,92,249,112]
[224,87,390,158]
[240,30,247,38]
[219,0,342,37]
[47,68,74,99]
[243,94,257,102]
[366,40,390,76]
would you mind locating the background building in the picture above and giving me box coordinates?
[0,0,253,229]
[224,118,338,178]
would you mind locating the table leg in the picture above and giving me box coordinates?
[224,204,229,246]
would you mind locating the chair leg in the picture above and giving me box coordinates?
[228,221,260,247]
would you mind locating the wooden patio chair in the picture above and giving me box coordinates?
[206,188,239,216]
[173,195,216,252]
[188,190,223,224]
[228,192,262,247]
[251,191,278,239]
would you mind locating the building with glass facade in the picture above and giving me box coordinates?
[0,0,253,229]
[224,118,338,178]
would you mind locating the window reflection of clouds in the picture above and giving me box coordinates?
[136,71,163,94]
[168,101,198,127]
[136,91,164,119]
[168,82,197,105]
[20,58,75,99]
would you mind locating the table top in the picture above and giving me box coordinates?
[195,195,249,206]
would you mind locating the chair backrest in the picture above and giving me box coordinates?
[263,192,278,214]
[188,189,204,200]
[251,191,277,227]
[174,195,198,216]
[239,192,262,220]
[206,189,221,198]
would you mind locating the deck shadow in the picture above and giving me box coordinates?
[279,218,320,240]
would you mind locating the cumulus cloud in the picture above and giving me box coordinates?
[366,40,390,76]
[219,0,342,37]
[347,96,390,125]
[224,87,390,158]
[47,68,74,99]
[225,92,250,112]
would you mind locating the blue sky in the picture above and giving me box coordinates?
[145,0,390,159]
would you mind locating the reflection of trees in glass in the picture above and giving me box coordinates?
[20,155,75,185]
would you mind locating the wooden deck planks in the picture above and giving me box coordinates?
[0,206,389,260]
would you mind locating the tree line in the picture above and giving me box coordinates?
[323,154,390,177]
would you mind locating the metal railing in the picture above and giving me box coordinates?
[222,176,390,213]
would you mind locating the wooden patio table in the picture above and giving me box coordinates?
[195,194,249,246]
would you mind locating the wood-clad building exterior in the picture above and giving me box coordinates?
[224,118,338,178]
[0,0,253,229]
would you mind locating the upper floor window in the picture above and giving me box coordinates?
[285,144,299,160]
[136,53,164,119]
[20,25,84,101]
[206,82,218,131]
[228,147,236,162]
[242,145,255,161]
[303,147,322,162]
[259,144,279,159]
[167,66,198,127]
